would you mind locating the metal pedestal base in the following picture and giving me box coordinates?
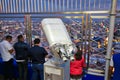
[44,59,70,80]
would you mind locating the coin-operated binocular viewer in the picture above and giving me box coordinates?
[41,18,76,80]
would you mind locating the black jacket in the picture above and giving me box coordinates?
[28,45,48,64]
[14,41,30,60]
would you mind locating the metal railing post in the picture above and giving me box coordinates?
[105,0,117,80]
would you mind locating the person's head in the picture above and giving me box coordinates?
[75,50,82,60]
[34,38,40,45]
[5,35,12,42]
[17,35,24,42]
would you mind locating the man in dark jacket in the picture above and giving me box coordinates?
[14,35,30,80]
[29,38,48,80]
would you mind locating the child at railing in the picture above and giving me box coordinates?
[70,48,86,80]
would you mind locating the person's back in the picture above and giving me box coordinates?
[112,53,120,80]
[14,40,29,60]
[13,35,29,80]
[70,50,86,80]
[70,56,85,75]
[29,46,47,64]
[29,38,48,80]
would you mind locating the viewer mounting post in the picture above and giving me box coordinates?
[105,0,117,80]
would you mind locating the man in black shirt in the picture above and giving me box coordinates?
[29,38,48,80]
[14,35,30,80]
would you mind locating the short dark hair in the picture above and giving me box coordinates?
[34,38,40,44]
[75,50,82,60]
[17,35,23,40]
[5,35,12,40]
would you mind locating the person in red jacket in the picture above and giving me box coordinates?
[70,49,86,80]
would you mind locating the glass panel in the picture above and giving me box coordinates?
[88,17,110,75]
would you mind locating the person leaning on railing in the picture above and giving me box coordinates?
[13,34,30,80]
[0,35,17,80]
[70,48,86,80]
[28,38,48,80]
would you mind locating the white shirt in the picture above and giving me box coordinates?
[0,40,13,61]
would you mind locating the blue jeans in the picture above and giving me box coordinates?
[31,64,44,80]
